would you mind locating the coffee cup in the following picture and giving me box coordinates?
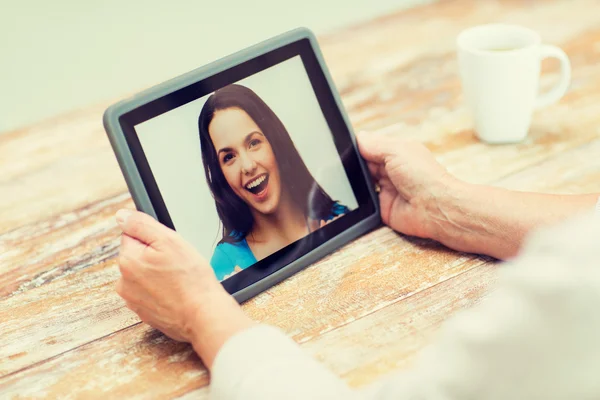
[457,24,571,144]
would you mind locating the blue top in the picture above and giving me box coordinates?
[210,202,349,280]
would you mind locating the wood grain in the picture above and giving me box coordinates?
[0,193,131,299]
[0,222,482,375]
[0,108,127,235]
[0,262,498,399]
[305,262,499,388]
[0,325,208,400]
[2,0,600,398]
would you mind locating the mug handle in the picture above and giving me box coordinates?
[535,45,571,109]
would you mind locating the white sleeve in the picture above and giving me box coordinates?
[210,214,600,400]
[366,213,600,399]
[209,324,359,400]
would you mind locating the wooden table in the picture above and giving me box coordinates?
[2,0,600,398]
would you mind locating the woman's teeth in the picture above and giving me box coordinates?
[246,175,266,189]
[245,174,269,195]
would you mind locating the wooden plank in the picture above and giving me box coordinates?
[245,232,481,343]
[0,257,138,376]
[0,108,127,235]
[303,262,499,388]
[0,261,495,400]
[0,193,131,299]
[0,323,208,400]
[0,220,482,376]
[2,133,599,398]
[493,140,600,194]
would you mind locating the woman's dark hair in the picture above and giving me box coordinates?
[198,84,336,244]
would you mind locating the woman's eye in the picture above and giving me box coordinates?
[223,153,234,163]
[249,138,261,148]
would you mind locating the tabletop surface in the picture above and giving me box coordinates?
[2,0,600,398]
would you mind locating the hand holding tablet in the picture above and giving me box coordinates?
[104,28,380,302]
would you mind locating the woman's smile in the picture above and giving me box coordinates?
[208,107,282,215]
[244,173,270,199]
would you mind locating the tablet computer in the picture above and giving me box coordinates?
[103,28,380,302]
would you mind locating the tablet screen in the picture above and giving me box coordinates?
[134,55,359,281]
[117,38,376,293]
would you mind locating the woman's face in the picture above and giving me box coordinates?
[209,107,282,216]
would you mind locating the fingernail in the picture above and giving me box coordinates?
[116,209,133,226]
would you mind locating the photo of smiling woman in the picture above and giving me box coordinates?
[198,84,349,280]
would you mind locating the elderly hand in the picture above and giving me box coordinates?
[115,209,254,368]
[357,132,464,240]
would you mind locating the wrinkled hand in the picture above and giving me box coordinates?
[358,132,462,239]
[115,209,227,343]
[114,209,255,369]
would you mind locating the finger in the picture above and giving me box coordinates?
[233,265,242,272]
[120,233,148,262]
[115,277,126,298]
[377,176,396,192]
[378,189,402,227]
[375,162,388,179]
[357,131,394,163]
[115,209,172,247]
[367,161,381,180]
[118,234,148,283]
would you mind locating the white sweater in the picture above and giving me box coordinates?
[210,212,600,400]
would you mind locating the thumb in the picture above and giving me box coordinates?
[357,131,392,163]
[116,209,171,246]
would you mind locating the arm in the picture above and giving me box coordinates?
[209,325,358,400]
[357,132,600,259]
[431,183,599,259]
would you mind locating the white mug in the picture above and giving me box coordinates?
[457,24,571,144]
